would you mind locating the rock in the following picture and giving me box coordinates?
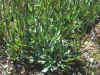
[95,24,100,38]
[88,58,94,63]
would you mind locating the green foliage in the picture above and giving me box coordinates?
[0,0,100,73]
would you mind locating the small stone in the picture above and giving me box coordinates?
[88,58,94,63]
[21,66,25,74]
[8,72,12,75]
[4,64,8,68]
[84,41,88,45]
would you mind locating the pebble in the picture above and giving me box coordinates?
[88,58,94,63]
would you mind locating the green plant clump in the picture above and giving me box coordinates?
[0,0,100,73]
